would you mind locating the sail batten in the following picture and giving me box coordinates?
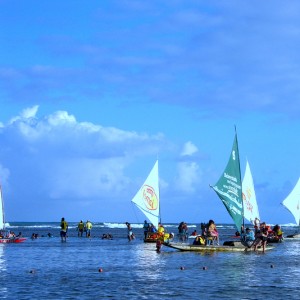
[282,178,300,227]
[131,160,160,228]
[211,133,243,231]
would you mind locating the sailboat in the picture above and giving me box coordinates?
[164,131,273,252]
[131,160,169,243]
[281,178,300,239]
[242,160,260,225]
[0,184,26,244]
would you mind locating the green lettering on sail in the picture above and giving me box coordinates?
[211,133,243,231]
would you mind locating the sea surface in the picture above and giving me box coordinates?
[1,222,300,300]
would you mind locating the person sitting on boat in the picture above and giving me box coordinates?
[191,230,197,236]
[193,235,205,245]
[242,227,255,247]
[207,220,219,245]
[149,224,157,233]
[271,224,283,242]
[8,231,15,238]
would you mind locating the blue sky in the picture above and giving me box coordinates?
[0,1,300,224]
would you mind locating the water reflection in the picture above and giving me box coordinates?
[0,245,7,297]
[132,242,165,281]
[0,245,6,271]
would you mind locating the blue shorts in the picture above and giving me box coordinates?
[60,231,67,237]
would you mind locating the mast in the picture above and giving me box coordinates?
[235,126,245,233]
[0,184,5,230]
[157,159,162,225]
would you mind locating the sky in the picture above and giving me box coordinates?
[1,0,300,225]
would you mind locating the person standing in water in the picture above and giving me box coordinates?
[85,220,93,238]
[125,222,134,241]
[60,217,68,242]
[77,220,85,237]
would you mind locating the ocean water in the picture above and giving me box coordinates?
[1,222,300,300]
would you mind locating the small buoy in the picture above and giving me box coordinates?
[98,268,103,272]
[203,266,207,270]
[270,264,274,268]
[29,269,36,274]
[180,266,185,270]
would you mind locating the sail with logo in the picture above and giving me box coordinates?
[131,160,161,242]
[242,160,260,225]
[211,131,244,232]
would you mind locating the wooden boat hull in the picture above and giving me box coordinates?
[267,237,283,243]
[0,238,26,244]
[163,241,273,252]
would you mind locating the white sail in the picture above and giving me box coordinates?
[282,178,300,226]
[242,160,260,224]
[131,160,160,228]
[0,185,5,230]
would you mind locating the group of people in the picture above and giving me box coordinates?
[242,219,283,253]
[192,220,219,245]
[0,230,21,239]
[60,218,93,241]
[57,217,282,252]
[143,220,157,239]
[77,220,93,237]
[176,220,220,245]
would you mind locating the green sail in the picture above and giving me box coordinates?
[212,133,243,231]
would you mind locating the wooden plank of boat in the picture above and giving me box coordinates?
[163,242,273,252]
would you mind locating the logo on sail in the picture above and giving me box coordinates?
[142,185,158,210]
[232,150,236,161]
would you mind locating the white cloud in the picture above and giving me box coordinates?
[21,105,39,119]
[0,164,10,187]
[174,161,201,193]
[0,107,169,219]
[181,141,198,156]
